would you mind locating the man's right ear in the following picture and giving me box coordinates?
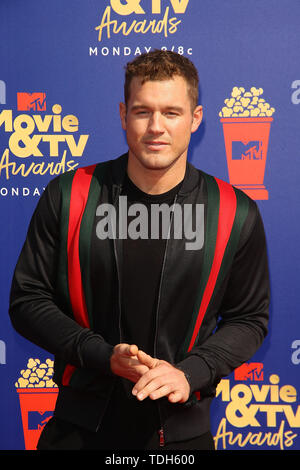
[119,102,127,130]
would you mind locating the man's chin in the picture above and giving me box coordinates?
[138,154,176,171]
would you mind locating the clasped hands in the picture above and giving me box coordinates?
[110,343,190,404]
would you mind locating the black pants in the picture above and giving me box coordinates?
[37,384,215,450]
[37,416,215,450]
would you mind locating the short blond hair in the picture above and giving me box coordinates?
[124,50,199,110]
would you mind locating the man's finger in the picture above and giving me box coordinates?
[128,344,139,356]
[168,391,183,403]
[132,367,166,397]
[135,379,170,401]
[115,343,138,356]
[137,350,160,368]
[149,385,173,401]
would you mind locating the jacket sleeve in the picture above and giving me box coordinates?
[9,176,114,376]
[176,202,270,395]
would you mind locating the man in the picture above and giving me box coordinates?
[9,50,270,450]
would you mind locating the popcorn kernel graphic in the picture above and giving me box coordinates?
[15,358,58,450]
[219,86,275,118]
[219,87,275,200]
[15,358,57,389]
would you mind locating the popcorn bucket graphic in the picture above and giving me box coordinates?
[219,87,275,200]
[220,116,273,200]
[15,358,58,450]
[17,388,58,450]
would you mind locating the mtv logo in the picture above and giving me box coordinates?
[17,92,46,111]
[234,363,264,381]
[28,411,53,430]
[232,140,262,160]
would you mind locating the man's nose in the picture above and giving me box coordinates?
[147,112,164,134]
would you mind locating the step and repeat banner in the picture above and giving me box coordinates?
[1,0,300,451]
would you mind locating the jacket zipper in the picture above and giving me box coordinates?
[153,194,178,448]
[113,187,178,446]
[158,428,165,447]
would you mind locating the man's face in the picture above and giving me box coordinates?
[119,76,203,172]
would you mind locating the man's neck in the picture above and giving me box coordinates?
[126,153,187,195]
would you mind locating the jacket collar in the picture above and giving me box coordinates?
[110,152,201,197]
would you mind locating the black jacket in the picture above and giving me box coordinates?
[9,153,270,444]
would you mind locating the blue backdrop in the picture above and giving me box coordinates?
[1,0,300,450]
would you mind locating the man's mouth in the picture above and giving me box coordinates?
[143,141,169,150]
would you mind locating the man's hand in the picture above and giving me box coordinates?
[132,350,191,404]
[110,343,150,383]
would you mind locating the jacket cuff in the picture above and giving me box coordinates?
[176,355,211,394]
[79,334,114,376]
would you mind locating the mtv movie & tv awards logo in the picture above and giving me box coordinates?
[219,86,275,200]
[0,89,89,198]
[90,0,193,58]
[214,363,300,450]
[15,357,58,450]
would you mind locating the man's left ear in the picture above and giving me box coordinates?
[191,105,203,133]
[119,102,127,130]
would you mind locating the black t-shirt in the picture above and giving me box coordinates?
[121,173,183,355]
[97,173,183,445]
